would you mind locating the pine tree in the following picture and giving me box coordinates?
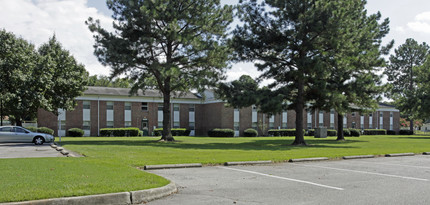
[87,0,233,141]
[385,39,429,132]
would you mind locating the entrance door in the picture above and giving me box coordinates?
[141,119,149,136]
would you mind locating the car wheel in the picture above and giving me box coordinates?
[34,136,44,145]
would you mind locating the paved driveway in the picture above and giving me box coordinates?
[149,155,430,205]
[0,143,63,158]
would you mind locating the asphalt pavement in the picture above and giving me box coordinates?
[149,155,430,205]
[0,143,63,158]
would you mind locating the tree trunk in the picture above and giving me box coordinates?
[337,113,345,141]
[16,118,23,127]
[409,119,414,132]
[292,81,307,146]
[0,98,3,126]
[161,92,174,141]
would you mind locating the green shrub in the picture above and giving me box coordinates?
[306,129,315,136]
[99,127,140,137]
[67,128,84,137]
[343,129,351,136]
[25,126,38,132]
[327,129,337,136]
[153,128,190,136]
[208,128,234,137]
[268,129,302,137]
[243,128,258,137]
[399,130,413,135]
[349,129,361,137]
[37,127,54,135]
[363,129,386,135]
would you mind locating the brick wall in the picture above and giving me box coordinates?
[37,109,58,135]
[114,102,124,128]
[66,101,83,131]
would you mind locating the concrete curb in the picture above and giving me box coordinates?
[2,182,177,205]
[130,182,177,204]
[224,161,272,166]
[342,155,375,160]
[144,163,202,170]
[385,153,415,157]
[423,152,430,155]
[288,157,329,162]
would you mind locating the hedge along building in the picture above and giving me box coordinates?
[37,87,400,137]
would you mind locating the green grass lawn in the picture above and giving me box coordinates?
[1,134,429,202]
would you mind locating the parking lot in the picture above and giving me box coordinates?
[149,155,430,204]
[0,143,63,158]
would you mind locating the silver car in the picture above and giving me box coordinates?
[0,126,55,145]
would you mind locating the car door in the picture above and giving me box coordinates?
[0,127,14,142]
[14,127,33,142]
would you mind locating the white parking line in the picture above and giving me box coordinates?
[220,166,344,191]
[293,164,429,181]
[354,161,430,169]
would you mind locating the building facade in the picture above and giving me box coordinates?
[37,87,400,136]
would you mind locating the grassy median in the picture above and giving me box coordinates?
[1,134,429,202]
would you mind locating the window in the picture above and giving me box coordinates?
[380,113,383,117]
[125,102,131,110]
[234,122,240,131]
[107,102,114,110]
[369,124,373,129]
[158,121,163,128]
[141,102,148,111]
[59,120,66,130]
[390,112,393,117]
[0,127,12,132]
[173,122,180,128]
[352,112,356,117]
[173,104,180,111]
[189,104,195,112]
[369,113,373,117]
[252,122,258,129]
[330,123,334,129]
[361,123,364,129]
[269,122,275,129]
[106,121,114,128]
[83,121,91,130]
[189,122,195,130]
[125,121,131,127]
[158,104,163,110]
[352,122,356,129]
[307,123,312,129]
[15,127,26,133]
[83,101,91,109]
[282,123,287,129]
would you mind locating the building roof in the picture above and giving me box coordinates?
[83,86,200,99]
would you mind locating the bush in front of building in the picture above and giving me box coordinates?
[327,129,337,136]
[153,128,191,136]
[349,129,361,137]
[37,127,54,135]
[268,129,299,136]
[399,130,413,135]
[243,128,258,137]
[67,128,84,137]
[208,128,234,137]
[100,127,140,137]
[343,129,351,136]
[387,130,397,135]
[305,129,314,136]
[25,126,38,132]
[363,129,386,135]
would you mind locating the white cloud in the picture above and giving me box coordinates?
[407,11,430,34]
[0,0,113,75]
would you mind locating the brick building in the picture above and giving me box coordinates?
[37,87,400,136]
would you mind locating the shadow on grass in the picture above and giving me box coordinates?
[60,138,364,151]
[394,136,430,140]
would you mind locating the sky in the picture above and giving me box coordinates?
[1,0,430,84]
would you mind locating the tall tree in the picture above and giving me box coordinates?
[38,35,89,116]
[312,1,392,140]
[384,39,429,132]
[87,0,233,141]
[0,29,40,126]
[233,0,381,145]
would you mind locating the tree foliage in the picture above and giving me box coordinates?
[232,0,389,145]
[0,30,88,125]
[385,38,429,131]
[87,0,233,141]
